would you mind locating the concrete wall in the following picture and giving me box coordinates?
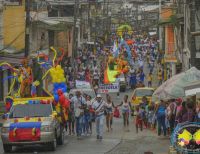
[30,24,49,52]
[53,28,73,57]
[3,0,25,52]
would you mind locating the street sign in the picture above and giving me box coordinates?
[98,83,119,94]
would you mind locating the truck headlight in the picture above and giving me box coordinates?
[41,125,53,132]
[1,127,9,134]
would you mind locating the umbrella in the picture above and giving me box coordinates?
[126,39,134,45]
[152,67,200,101]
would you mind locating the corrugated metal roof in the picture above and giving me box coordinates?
[0,55,24,65]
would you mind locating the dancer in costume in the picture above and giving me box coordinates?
[19,58,33,97]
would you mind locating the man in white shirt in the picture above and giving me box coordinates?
[70,91,86,138]
[92,94,106,140]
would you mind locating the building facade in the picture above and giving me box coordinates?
[3,0,25,53]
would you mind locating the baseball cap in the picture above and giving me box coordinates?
[176,98,183,103]
[97,94,102,98]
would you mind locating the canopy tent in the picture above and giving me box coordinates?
[152,67,200,101]
[183,80,200,97]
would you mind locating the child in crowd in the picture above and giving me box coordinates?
[135,105,143,133]
[67,94,75,135]
[85,95,93,135]
[147,105,154,129]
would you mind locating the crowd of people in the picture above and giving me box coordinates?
[61,33,172,93]
[134,96,200,136]
[57,33,200,142]
[64,87,200,141]
[65,89,133,140]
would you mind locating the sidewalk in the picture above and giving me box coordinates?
[104,117,170,154]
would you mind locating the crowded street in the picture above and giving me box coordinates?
[0,90,170,154]
[0,0,200,154]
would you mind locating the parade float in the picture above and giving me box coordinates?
[170,122,200,153]
[104,24,134,84]
[0,47,69,152]
[151,68,200,153]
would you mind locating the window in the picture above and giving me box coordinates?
[135,89,154,97]
[4,0,22,6]
[48,5,74,17]
[10,104,52,118]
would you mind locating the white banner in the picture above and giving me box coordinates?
[75,80,91,89]
[98,83,119,93]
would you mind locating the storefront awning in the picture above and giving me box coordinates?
[33,17,74,31]
[184,81,200,96]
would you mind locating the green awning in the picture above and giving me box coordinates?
[158,15,178,26]
[33,20,73,31]
[158,19,172,26]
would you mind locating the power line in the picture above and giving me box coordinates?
[0,31,25,53]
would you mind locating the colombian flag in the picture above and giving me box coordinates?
[9,122,41,142]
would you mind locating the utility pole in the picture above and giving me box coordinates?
[25,0,31,57]
[0,0,3,50]
[88,1,91,42]
[136,2,139,32]
[159,0,162,51]
[190,0,198,68]
[72,0,79,62]
[94,1,97,53]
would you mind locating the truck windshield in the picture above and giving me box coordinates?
[135,89,154,97]
[10,104,52,118]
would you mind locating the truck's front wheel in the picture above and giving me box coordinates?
[48,139,57,151]
[57,125,65,145]
[3,144,12,153]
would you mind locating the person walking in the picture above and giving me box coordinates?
[129,72,137,89]
[92,94,106,140]
[179,101,195,123]
[147,72,153,87]
[86,95,93,134]
[175,98,183,126]
[157,69,162,86]
[118,95,132,131]
[195,100,200,122]
[67,94,75,135]
[155,100,167,136]
[139,69,145,84]
[105,94,115,132]
[135,105,143,133]
[70,91,86,139]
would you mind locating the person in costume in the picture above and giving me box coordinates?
[19,58,33,97]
